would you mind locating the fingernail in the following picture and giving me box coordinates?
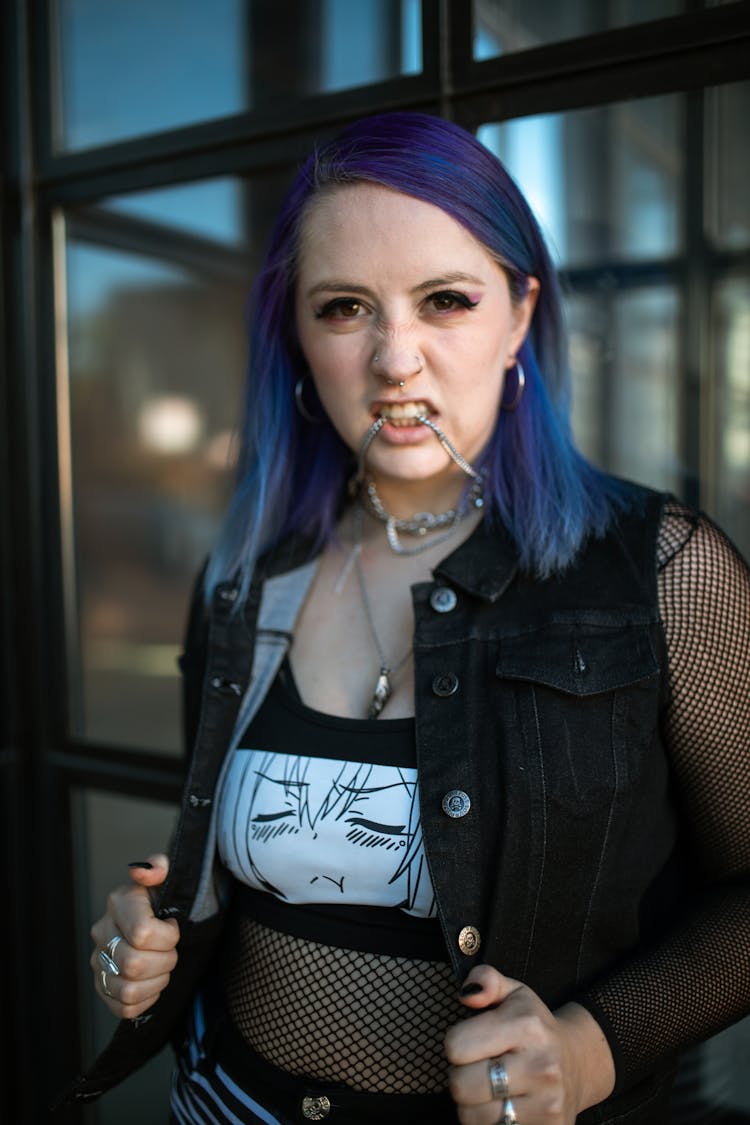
[459,981,484,997]
[128,861,154,869]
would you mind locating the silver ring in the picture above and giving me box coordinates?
[100,968,115,999]
[488,1059,510,1099]
[105,934,123,964]
[502,1096,518,1125]
[98,949,119,974]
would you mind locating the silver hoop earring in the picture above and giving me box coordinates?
[294,376,322,424]
[501,359,525,412]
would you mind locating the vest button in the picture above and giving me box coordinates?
[301,1095,331,1120]
[458,925,481,956]
[442,790,471,818]
[432,672,459,697]
[430,586,458,613]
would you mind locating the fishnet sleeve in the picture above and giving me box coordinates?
[577,501,750,1092]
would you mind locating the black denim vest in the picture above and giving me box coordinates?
[59,484,678,1123]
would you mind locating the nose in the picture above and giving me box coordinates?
[372,344,423,389]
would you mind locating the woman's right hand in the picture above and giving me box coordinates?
[90,853,180,1020]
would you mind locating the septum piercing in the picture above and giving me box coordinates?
[372,353,423,386]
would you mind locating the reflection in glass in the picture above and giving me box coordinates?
[473,0,684,60]
[59,177,261,751]
[65,240,244,751]
[52,0,422,152]
[714,276,750,558]
[103,180,245,247]
[705,81,750,251]
[567,287,679,493]
[52,0,248,151]
[479,96,682,267]
[320,0,421,91]
[72,789,177,1124]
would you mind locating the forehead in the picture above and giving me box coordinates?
[297,182,495,276]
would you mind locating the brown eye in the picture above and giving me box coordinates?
[338,300,362,317]
[316,298,365,320]
[427,291,477,313]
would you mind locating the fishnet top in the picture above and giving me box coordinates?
[222,499,750,1098]
[580,500,750,1089]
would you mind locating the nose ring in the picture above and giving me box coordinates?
[372,353,423,387]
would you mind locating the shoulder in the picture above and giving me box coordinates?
[657,499,750,595]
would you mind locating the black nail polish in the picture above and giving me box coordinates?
[128,861,154,870]
[459,981,484,997]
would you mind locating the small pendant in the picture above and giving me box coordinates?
[368,667,392,719]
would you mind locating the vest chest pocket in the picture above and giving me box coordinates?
[495,623,661,809]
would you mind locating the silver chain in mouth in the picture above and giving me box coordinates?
[352,413,484,556]
[413,415,480,481]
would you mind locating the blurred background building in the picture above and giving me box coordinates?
[1,1,748,1122]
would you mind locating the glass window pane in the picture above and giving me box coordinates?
[52,0,249,151]
[72,790,178,1124]
[52,0,422,152]
[713,275,750,558]
[478,95,683,267]
[567,287,680,493]
[320,0,422,92]
[705,80,750,251]
[103,180,245,247]
[57,174,291,752]
[473,0,685,60]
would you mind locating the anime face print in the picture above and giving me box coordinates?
[217,749,436,918]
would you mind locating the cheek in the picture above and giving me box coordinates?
[309,355,370,432]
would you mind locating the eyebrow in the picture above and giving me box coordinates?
[303,272,487,300]
[413,273,486,294]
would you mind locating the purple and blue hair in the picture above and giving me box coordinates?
[206,112,629,598]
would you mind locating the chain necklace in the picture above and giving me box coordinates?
[364,475,484,555]
[352,510,412,719]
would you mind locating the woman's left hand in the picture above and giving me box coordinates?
[444,965,615,1124]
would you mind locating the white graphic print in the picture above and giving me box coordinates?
[217,749,436,918]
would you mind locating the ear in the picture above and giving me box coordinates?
[507,276,540,363]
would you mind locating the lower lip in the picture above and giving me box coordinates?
[376,417,436,444]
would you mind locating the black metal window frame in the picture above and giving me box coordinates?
[2,1,749,1120]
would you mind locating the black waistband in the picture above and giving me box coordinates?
[213,1010,458,1125]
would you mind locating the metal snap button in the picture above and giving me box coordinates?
[442,789,471,818]
[301,1095,331,1120]
[432,672,459,697]
[458,925,481,956]
[430,586,458,613]
[210,676,242,696]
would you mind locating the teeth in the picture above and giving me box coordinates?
[377,401,429,426]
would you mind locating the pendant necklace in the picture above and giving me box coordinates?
[352,509,412,719]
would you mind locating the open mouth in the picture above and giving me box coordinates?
[375,401,432,427]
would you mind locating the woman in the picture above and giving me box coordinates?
[70,113,749,1124]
